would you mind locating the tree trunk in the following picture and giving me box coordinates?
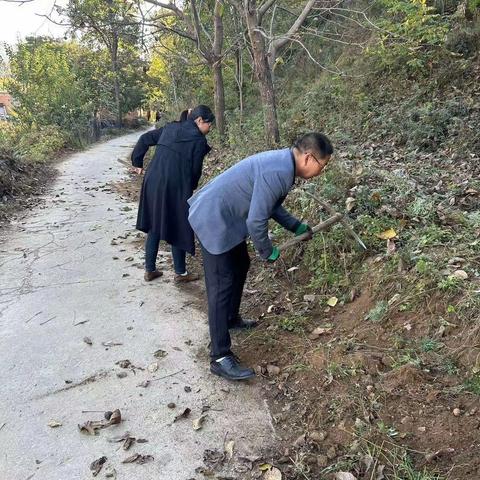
[244,6,280,146]
[234,46,244,128]
[212,0,225,138]
[212,60,226,137]
[111,32,122,128]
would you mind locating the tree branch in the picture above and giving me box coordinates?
[258,0,277,24]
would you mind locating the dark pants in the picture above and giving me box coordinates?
[201,241,250,360]
[145,232,186,274]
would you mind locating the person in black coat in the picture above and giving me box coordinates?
[131,105,214,282]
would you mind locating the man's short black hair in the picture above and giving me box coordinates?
[179,109,189,122]
[293,132,333,159]
[190,105,215,123]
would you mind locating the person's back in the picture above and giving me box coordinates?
[189,148,295,257]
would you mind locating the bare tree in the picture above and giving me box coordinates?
[143,0,228,137]
[228,0,316,146]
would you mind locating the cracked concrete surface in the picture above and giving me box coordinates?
[0,132,274,480]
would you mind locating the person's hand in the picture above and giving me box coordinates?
[267,246,280,263]
[132,167,144,175]
[295,223,313,241]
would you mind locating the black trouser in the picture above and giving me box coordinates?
[145,232,186,274]
[200,241,250,360]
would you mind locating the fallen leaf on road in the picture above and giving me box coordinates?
[47,420,62,428]
[153,349,168,359]
[102,341,123,347]
[107,409,121,425]
[173,408,191,422]
[225,440,235,460]
[122,453,154,464]
[78,420,105,435]
[147,362,158,373]
[116,359,132,369]
[193,415,206,430]
[108,431,136,450]
[259,464,272,471]
[90,456,107,476]
[79,409,121,435]
[83,337,93,346]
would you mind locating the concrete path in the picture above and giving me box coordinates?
[0,132,274,480]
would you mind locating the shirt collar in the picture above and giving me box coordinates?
[289,148,296,186]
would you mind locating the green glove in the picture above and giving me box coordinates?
[267,246,280,262]
[295,223,312,236]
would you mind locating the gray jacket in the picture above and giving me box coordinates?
[188,148,300,258]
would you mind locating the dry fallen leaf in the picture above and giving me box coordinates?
[346,197,356,212]
[376,228,397,240]
[153,349,168,359]
[122,453,154,464]
[192,415,206,431]
[326,296,338,307]
[83,337,93,346]
[47,420,62,428]
[102,341,123,347]
[90,456,107,477]
[259,463,272,471]
[116,359,132,369]
[309,326,333,339]
[107,409,122,426]
[78,420,105,435]
[173,408,191,422]
[225,440,235,460]
[147,362,158,373]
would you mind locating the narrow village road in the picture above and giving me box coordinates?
[0,132,274,480]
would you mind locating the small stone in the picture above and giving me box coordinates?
[116,371,127,378]
[167,402,176,409]
[453,408,461,417]
[418,426,426,432]
[184,386,192,393]
[366,385,374,392]
[317,454,328,467]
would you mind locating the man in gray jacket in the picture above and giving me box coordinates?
[188,132,333,381]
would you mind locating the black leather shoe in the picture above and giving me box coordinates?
[210,355,255,381]
[229,315,258,330]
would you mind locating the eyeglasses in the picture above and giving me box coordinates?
[308,152,322,165]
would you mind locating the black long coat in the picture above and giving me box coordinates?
[131,119,211,254]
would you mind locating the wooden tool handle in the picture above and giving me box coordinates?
[277,213,343,252]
